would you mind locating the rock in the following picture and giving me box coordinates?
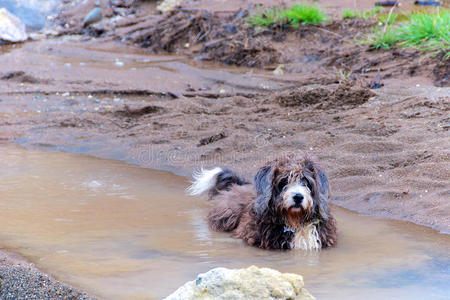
[83,7,102,28]
[157,0,182,13]
[164,265,315,300]
[273,64,285,76]
[0,8,27,43]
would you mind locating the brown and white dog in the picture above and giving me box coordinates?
[187,156,337,250]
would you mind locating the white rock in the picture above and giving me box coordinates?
[273,64,285,76]
[164,265,315,300]
[0,8,28,43]
[157,0,182,13]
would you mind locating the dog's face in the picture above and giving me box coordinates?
[254,156,330,228]
[281,177,313,214]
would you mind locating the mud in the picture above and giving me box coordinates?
[1,40,448,233]
[51,1,449,87]
[120,11,446,86]
[433,54,450,87]
[126,10,279,68]
[275,82,376,108]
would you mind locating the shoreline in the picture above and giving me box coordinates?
[0,247,92,299]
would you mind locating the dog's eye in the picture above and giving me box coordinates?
[305,180,313,192]
[301,178,313,191]
[277,178,288,191]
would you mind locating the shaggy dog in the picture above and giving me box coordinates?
[187,156,337,250]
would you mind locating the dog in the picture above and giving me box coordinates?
[187,155,336,250]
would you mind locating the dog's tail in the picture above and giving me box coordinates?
[187,167,248,197]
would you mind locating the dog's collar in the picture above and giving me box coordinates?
[283,226,296,233]
[283,219,320,233]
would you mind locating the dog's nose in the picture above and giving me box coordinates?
[293,193,304,206]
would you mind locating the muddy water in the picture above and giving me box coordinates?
[0,143,449,299]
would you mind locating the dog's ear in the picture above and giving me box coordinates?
[253,165,275,216]
[304,159,331,219]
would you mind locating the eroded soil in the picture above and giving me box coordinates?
[0,39,448,233]
[52,0,450,87]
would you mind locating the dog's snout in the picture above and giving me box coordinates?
[293,193,304,206]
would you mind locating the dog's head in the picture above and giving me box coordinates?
[254,155,331,228]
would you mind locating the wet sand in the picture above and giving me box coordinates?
[1,40,448,233]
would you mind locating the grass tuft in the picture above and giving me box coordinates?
[283,3,327,26]
[342,9,358,19]
[247,3,327,28]
[397,11,449,50]
[378,12,398,25]
[247,7,287,27]
[365,10,450,57]
[365,26,400,50]
[341,6,383,19]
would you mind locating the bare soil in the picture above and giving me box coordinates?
[53,0,449,87]
[1,39,448,233]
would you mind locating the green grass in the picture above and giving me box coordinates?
[365,26,400,50]
[397,11,449,50]
[378,13,398,25]
[365,10,450,57]
[247,3,327,28]
[283,3,328,26]
[341,9,358,19]
[341,6,383,19]
[247,7,287,27]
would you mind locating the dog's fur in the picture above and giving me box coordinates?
[187,156,337,250]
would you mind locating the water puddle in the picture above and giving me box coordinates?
[0,143,449,299]
[0,41,282,96]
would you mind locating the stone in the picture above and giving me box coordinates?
[164,265,315,300]
[0,8,27,43]
[273,64,285,76]
[83,7,102,28]
[157,0,182,13]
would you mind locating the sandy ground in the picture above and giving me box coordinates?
[0,0,449,298]
[1,40,448,232]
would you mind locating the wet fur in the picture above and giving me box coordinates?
[204,156,337,250]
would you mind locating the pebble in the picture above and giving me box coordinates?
[273,64,284,76]
[83,7,102,28]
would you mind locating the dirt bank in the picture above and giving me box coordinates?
[1,40,448,233]
[50,0,449,87]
